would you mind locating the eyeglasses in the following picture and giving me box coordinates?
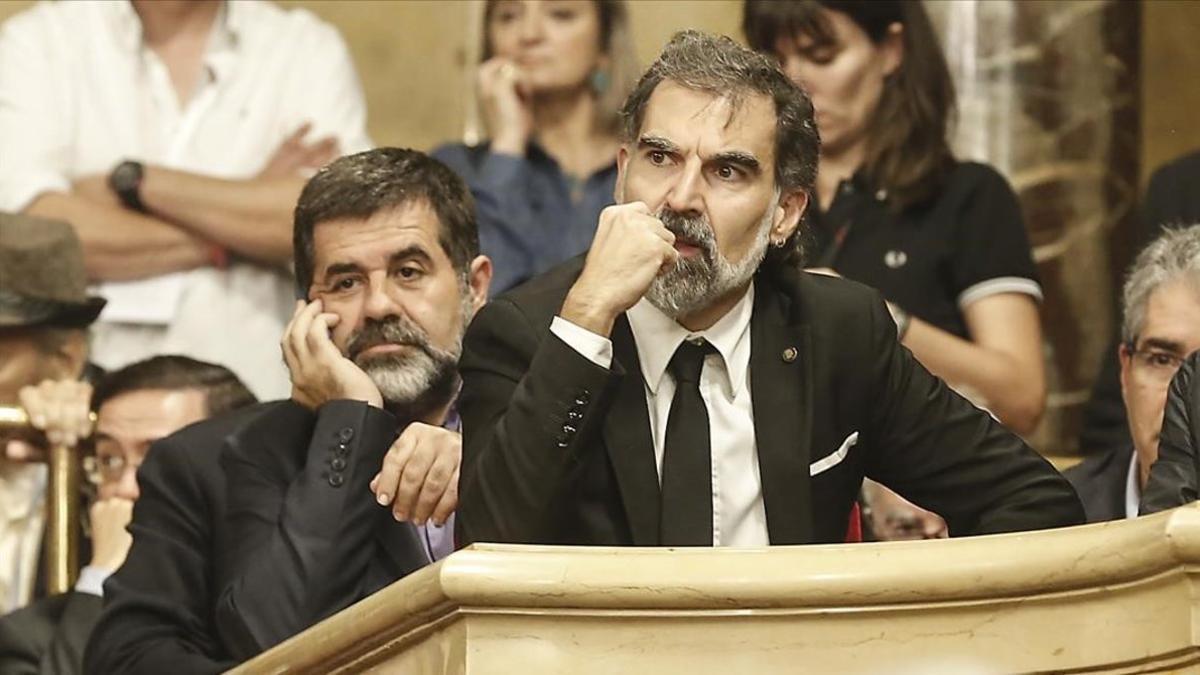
[1126,342,1186,386]
[82,453,141,486]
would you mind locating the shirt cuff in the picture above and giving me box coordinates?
[74,565,112,598]
[550,316,613,369]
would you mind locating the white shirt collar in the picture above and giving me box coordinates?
[626,282,755,398]
[1125,449,1141,519]
[109,1,239,78]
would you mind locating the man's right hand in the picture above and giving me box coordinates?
[282,300,383,410]
[560,202,678,336]
[89,497,134,572]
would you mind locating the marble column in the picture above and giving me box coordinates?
[925,0,1141,459]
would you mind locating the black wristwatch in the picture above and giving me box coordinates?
[108,160,146,212]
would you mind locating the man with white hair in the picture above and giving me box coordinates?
[1066,224,1200,521]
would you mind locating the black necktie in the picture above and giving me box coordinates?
[659,339,715,546]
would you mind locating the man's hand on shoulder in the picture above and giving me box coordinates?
[369,422,460,527]
[560,201,678,336]
[282,299,383,410]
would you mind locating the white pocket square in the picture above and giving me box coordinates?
[809,432,858,476]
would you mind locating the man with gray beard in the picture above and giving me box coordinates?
[211,148,492,663]
[456,31,1082,548]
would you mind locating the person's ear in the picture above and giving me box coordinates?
[770,190,809,247]
[614,145,630,203]
[880,22,904,78]
[467,255,494,313]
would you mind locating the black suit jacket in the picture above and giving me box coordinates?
[1142,352,1200,514]
[83,401,434,672]
[213,400,433,662]
[83,403,271,675]
[0,591,101,675]
[1063,445,1133,523]
[457,258,1085,546]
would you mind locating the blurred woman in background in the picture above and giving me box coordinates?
[745,0,1047,539]
[435,0,637,293]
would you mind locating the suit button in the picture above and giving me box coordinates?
[562,424,577,436]
[556,440,570,449]
[567,410,583,422]
[330,457,347,472]
[575,390,590,405]
[334,443,348,456]
[329,473,345,487]
[337,427,354,442]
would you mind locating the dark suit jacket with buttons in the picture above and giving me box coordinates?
[212,400,434,663]
[456,257,1085,546]
[84,402,271,675]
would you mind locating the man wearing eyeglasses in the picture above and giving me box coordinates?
[1065,225,1200,522]
[0,355,255,675]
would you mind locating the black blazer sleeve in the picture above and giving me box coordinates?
[859,293,1085,534]
[83,432,230,675]
[457,297,619,545]
[214,400,399,661]
[1142,354,1200,514]
[0,592,100,675]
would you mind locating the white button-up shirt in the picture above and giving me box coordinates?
[551,283,771,546]
[0,0,372,399]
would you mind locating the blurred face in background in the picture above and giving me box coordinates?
[487,0,606,94]
[91,388,208,500]
[771,7,902,158]
[1119,280,1200,488]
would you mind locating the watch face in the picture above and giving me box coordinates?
[112,161,141,189]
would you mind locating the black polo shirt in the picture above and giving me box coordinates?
[809,161,1041,339]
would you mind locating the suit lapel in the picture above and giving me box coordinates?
[750,282,814,544]
[602,315,662,545]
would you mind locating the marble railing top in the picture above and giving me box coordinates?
[231,504,1200,674]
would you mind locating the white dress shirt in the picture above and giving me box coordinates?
[0,461,46,613]
[1125,450,1140,520]
[0,0,373,399]
[550,283,770,546]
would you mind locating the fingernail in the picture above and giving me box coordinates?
[377,492,390,506]
[393,509,407,522]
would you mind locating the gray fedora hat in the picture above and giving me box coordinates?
[0,212,106,329]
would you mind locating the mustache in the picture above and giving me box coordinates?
[658,209,716,260]
[346,316,435,363]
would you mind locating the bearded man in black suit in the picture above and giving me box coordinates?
[456,30,1083,548]
[85,148,493,672]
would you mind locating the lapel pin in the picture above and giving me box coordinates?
[782,347,797,363]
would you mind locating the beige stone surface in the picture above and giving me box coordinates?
[234,505,1200,674]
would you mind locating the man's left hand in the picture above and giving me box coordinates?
[369,422,460,527]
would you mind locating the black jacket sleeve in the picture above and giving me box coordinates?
[859,293,1086,534]
[456,297,619,545]
[0,592,100,675]
[83,431,229,675]
[213,400,399,661]
[1142,353,1200,514]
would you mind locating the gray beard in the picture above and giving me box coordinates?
[645,207,772,319]
[348,280,474,418]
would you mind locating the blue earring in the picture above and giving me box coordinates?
[590,69,610,94]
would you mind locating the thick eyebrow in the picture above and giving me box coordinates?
[638,135,761,175]
[387,245,434,268]
[320,245,435,284]
[710,150,762,176]
[638,135,679,154]
[1140,337,1186,354]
